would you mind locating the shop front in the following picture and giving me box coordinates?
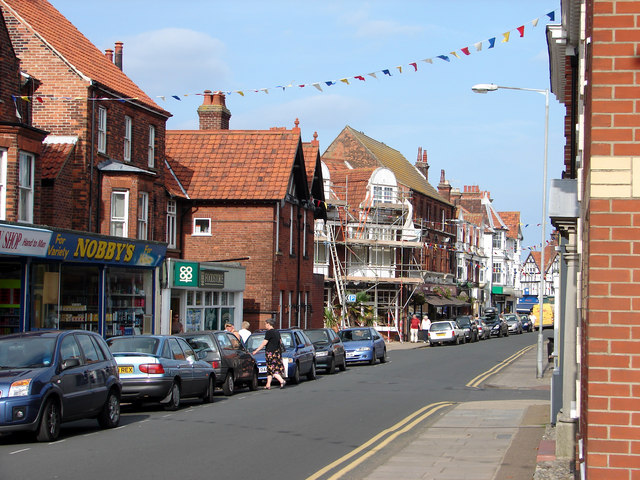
[164,259,245,334]
[0,222,166,336]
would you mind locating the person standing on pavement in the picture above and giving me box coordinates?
[238,321,251,343]
[225,322,242,341]
[251,318,286,389]
[171,313,184,334]
[421,315,431,343]
[409,314,420,343]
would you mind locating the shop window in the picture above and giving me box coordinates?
[148,125,155,168]
[0,148,6,220]
[0,262,22,335]
[185,288,235,333]
[98,106,107,153]
[124,115,132,162]
[111,191,129,237]
[137,192,148,240]
[106,267,152,336]
[193,218,211,236]
[59,265,100,333]
[18,152,34,223]
[166,200,176,248]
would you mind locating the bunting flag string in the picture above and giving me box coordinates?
[12,9,558,105]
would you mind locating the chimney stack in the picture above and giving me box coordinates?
[105,49,113,63]
[437,169,452,202]
[198,90,231,130]
[415,147,429,180]
[114,42,123,70]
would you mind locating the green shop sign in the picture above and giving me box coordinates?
[174,262,199,287]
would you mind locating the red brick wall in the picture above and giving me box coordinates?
[582,1,640,476]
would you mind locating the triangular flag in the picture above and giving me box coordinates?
[547,11,555,22]
[396,66,402,73]
[532,18,539,27]
[354,75,365,81]
[517,25,525,37]
[382,69,391,76]
[237,91,244,96]
[21,96,30,102]
[422,58,433,64]
[488,37,496,48]
[36,97,44,103]
[261,88,269,94]
[502,32,510,43]
[450,51,460,59]
[159,96,166,101]
[437,55,450,62]
[325,81,335,86]
[312,83,323,92]
[368,72,377,79]
[409,62,417,71]
[461,47,471,56]
[171,95,181,101]
[340,78,349,85]
[475,42,482,51]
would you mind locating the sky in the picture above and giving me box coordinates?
[49,0,563,253]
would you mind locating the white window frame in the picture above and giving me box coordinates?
[192,218,211,236]
[0,149,7,220]
[124,115,132,162]
[303,210,307,257]
[137,192,148,240]
[18,152,35,223]
[166,199,176,248]
[98,106,107,153]
[492,261,503,285]
[289,206,294,255]
[110,190,129,237]
[148,125,155,168]
[288,291,293,327]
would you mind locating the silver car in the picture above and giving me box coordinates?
[107,335,215,410]
[428,321,465,346]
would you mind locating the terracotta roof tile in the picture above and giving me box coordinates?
[498,211,522,239]
[302,142,319,191]
[166,130,301,201]
[41,141,74,179]
[1,0,168,115]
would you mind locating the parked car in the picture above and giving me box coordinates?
[455,316,478,342]
[504,314,523,334]
[107,335,215,410]
[304,328,347,374]
[476,318,491,340]
[428,320,465,346]
[338,327,387,364]
[179,330,258,395]
[520,315,533,332]
[484,316,509,337]
[246,328,317,384]
[0,330,121,442]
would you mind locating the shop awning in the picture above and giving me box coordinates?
[424,296,468,307]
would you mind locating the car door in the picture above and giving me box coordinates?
[75,333,109,413]
[226,332,253,381]
[167,338,194,396]
[176,337,208,396]
[371,329,384,357]
[56,333,92,420]
[295,331,313,373]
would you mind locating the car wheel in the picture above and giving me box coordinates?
[164,381,181,411]
[291,364,301,385]
[327,355,336,374]
[380,348,387,363]
[97,389,121,428]
[248,369,259,391]
[36,398,61,442]
[222,372,235,396]
[202,376,215,404]
[369,352,376,365]
[339,355,347,371]
[454,336,460,345]
[307,362,317,381]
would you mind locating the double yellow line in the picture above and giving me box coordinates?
[466,344,535,388]
[306,401,455,480]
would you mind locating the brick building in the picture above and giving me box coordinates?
[165,92,325,331]
[547,0,640,476]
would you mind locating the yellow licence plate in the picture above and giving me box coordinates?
[119,366,134,374]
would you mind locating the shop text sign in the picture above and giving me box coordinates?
[200,269,224,288]
[0,225,52,257]
[174,261,198,287]
[46,232,166,267]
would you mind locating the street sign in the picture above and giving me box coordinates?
[347,294,356,303]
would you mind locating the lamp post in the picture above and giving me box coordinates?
[472,83,549,379]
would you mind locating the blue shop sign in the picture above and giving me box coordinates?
[46,232,166,267]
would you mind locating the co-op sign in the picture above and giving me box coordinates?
[174,261,224,288]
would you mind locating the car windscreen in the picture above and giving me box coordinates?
[245,334,265,351]
[184,335,220,359]
[429,322,452,332]
[457,319,471,327]
[305,330,330,344]
[0,337,56,368]
[280,332,294,348]
[339,329,371,342]
[107,337,159,354]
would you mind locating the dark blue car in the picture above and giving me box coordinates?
[0,330,122,442]
[338,327,387,365]
[246,328,316,384]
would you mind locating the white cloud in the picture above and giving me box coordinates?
[339,7,423,38]
[120,28,231,95]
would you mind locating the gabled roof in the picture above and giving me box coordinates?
[330,167,376,209]
[0,0,169,116]
[165,129,306,201]
[529,247,558,274]
[323,126,452,206]
[41,136,76,179]
[499,211,523,240]
[302,141,320,193]
[164,158,189,200]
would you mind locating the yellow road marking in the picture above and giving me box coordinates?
[305,401,455,480]
[466,344,535,388]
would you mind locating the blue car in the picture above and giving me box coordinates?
[338,327,387,365]
[0,330,122,442]
[246,328,316,384]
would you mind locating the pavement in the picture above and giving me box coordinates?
[360,340,574,480]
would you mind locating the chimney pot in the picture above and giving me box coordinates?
[105,49,113,63]
[114,41,123,71]
[198,90,231,130]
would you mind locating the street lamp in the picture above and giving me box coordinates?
[472,83,549,379]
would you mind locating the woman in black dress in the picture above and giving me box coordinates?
[251,318,286,389]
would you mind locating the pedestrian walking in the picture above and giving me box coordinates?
[251,318,286,389]
[238,321,251,343]
[225,322,242,341]
[421,315,431,343]
[410,314,420,343]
